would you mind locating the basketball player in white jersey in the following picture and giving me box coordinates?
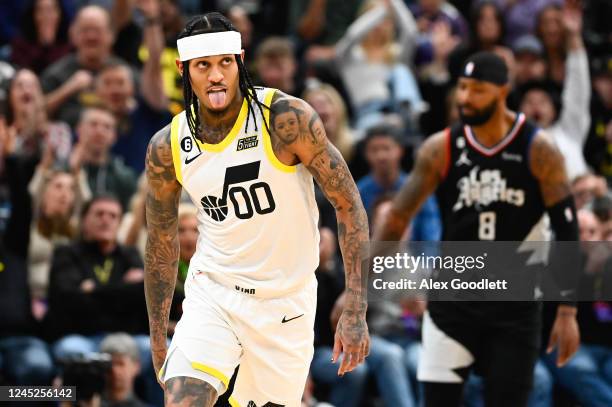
[144,13,370,407]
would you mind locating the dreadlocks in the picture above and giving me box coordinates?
[177,12,270,139]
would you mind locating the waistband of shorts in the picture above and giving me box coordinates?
[195,270,316,299]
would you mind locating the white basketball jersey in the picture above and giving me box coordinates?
[170,87,320,298]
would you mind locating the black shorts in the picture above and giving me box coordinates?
[419,301,541,383]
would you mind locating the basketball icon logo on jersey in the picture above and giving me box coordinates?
[200,160,276,222]
[453,166,525,211]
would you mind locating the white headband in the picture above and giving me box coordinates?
[177,31,242,61]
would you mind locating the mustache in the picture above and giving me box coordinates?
[206,84,228,91]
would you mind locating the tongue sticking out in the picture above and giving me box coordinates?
[208,91,227,109]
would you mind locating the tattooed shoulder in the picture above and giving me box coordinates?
[529,130,570,206]
[415,130,449,184]
[268,91,325,165]
[145,124,180,188]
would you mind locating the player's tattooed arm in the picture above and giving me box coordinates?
[530,131,580,366]
[373,130,448,241]
[144,124,182,381]
[270,91,370,374]
[529,131,572,206]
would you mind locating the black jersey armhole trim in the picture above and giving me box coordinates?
[525,124,541,177]
[440,127,452,182]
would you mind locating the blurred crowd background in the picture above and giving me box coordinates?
[0,0,610,406]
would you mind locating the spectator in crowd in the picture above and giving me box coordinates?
[75,106,138,210]
[367,197,424,404]
[4,68,72,160]
[417,18,460,136]
[46,194,148,343]
[95,0,170,174]
[463,361,553,407]
[176,203,198,294]
[582,0,612,52]
[46,194,155,402]
[255,37,304,97]
[310,226,368,407]
[543,208,612,407]
[99,333,149,407]
[95,60,169,174]
[584,54,612,182]
[490,0,562,45]
[27,165,90,320]
[330,282,417,406]
[10,0,72,75]
[1,99,88,320]
[520,0,590,180]
[118,175,147,258]
[152,0,186,115]
[303,82,356,163]
[0,117,54,387]
[411,0,468,67]
[571,173,608,211]
[535,2,569,83]
[41,5,121,126]
[512,35,548,86]
[357,124,441,241]
[0,243,54,386]
[227,5,255,57]
[335,0,423,130]
[168,203,199,336]
[448,1,507,81]
[290,0,363,62]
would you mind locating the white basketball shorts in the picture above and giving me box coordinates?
[159,271,317,407]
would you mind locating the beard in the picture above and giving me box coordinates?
[459,99,498,126]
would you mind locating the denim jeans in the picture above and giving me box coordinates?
[544,344,612,407]
[53,333,163,406]
[367,335,417,407]
[311,345,368,407]
[463,359,553,407]
[312,335,417,407]
[0,336,54,385]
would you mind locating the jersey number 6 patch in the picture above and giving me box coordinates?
[200,161,276,222]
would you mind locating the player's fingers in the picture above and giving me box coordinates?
[337,350,352,375]
[343,352,360,374]
[332,334,342,363]
[338,345,359,375]
[364,338,371,357]
[357,342,366,365]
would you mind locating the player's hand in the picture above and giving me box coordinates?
[562,0,582,36]
[332,310,370,376]
[547,304,580,367]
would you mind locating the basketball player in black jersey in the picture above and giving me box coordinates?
[374,52,580,406]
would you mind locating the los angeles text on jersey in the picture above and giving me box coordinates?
[371,278,508,290]
[453,166,525,211]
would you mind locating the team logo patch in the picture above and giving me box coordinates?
[237,135,259,151]
[455,150,472,167]
[180,137,193,152]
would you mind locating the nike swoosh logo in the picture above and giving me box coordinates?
[185,153,202,165]
[281,314,304,323]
